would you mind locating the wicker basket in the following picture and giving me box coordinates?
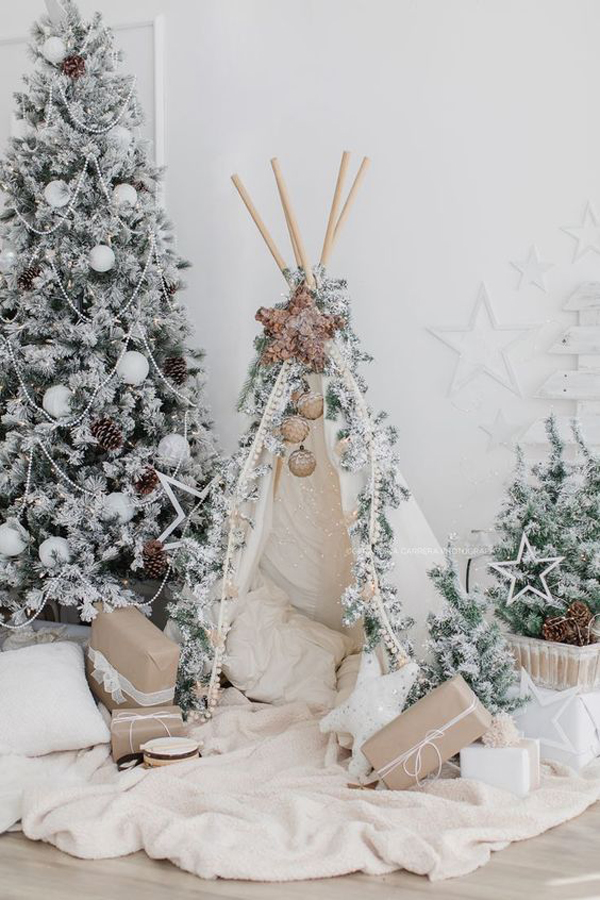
[507,633,600,692]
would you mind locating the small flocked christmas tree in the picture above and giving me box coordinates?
[415,552,522,713]
[0,1,215,627]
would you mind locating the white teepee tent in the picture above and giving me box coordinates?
[170,153,442,717]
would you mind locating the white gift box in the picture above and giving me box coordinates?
[460,739,540,797]
[514,669,600,771]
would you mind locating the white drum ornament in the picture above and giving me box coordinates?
[117,350,149,385]
[42,384,73,419]
[0,523,28,557]
[103,492,134,524]
[112,183,138,207]
[89,244,115,273]
[42,36,66,64]
[44,179,70,208]
[107,125,132,151]
[38,536,71,567]
[0,245,17,273]
[158,433,191,467]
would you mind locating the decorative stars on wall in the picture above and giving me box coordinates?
[479,409,521,451]
[511,245,553,292]
[562,202,600,261]
[489,531,564,606]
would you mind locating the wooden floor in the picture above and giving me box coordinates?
[2,802,600,900]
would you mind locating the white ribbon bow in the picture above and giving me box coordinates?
[87,647,175,707]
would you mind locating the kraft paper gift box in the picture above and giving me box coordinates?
[85,607,180,711]
[110,705,185,765]
[460,738,540,797]
[362,675,492,790]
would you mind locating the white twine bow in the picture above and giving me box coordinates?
[87,647,175,707]
[111,710,181,754]
[378,697,478,787]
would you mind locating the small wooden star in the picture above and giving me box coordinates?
[256,284,345,371]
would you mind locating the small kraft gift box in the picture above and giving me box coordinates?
[362,674,492,789]
[111,706,185,768]
[460,738,540,797]
[86,606,180,711]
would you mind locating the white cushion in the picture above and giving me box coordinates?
[223,576,354,708]
[0,642,110,756]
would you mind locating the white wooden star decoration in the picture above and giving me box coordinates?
[489,531,564,606]
[562,202,600,262]
[429,283,535,397]
[156,471,214,550]
[479,409,521,451]
[515,669,578,753]
[511,245,553,292]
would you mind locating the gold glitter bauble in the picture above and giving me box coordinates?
[288,445,317,477]
[280,415,310,444]
[297,391,323,420]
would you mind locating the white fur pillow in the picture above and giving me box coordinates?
[0,641,110,756]
[223,576,354,708]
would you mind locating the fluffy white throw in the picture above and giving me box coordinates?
[3,689,600,882]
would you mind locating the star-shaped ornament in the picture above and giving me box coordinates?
[429,283,534,396]
[319,653,419,781]
[562,202,600,262]
[511,245,553,292]
[156,472,214,550]
[479,409,521,451]
[515,669,578,753]
[256,284,345,371]
[489,531,564,607]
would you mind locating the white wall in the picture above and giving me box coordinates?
[3,0,600,556]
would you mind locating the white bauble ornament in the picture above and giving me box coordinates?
[42,384,72,419]
[0,523,28,557]
[42,36,66,64]
[0,245,17,273]
[44,179,70,208]
[89,244,115,273]
[103,492,134,524]
[117,350,149,385]
[112,183,138,207]
[158,433,191,467]
[107,125,132,151]
[38,536,71,567]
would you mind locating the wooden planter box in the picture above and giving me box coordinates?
[507,633,600,692]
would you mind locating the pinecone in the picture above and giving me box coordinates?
[134,466,159,496]
[133,180,147,193]
[17,266,41,291]
[163,356,187,385]
[542,615,577,645]
[61,54,86,79]
[567,600,593,630]
[163,280,179,296]
[91,417,123,451]
[143,539,168,578]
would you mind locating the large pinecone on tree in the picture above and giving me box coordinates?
[17,266,41,291]
[134,466,159,496]
[61,55,86,79]
[143,539,168,578]
[163,356,187,385]
[91,417,123,451]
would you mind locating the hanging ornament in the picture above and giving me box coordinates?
[134,466,159,496]
[297,391,324,420]
[280,415,309,444]
[335,437,350,457]
[157,433,191,467]
[91,417,123,451]
[61,54,86,79]
[143,539,168,578]
[38,536,71,566]
[44,179,70,208]
[0,522,29,557]
[0,245,17,273]
[163,356,187,385]
[116,350,149,385]
[107,125,132,151]
[102,492,134,524]
[288,445,317,477]
[42,384,72,419]
[89,244,115,273]
[17,266,42,291]
[112,183,138,207]
[42,36,66,64]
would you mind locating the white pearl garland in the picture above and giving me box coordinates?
[56,76,137,135]
[11,157,90,236]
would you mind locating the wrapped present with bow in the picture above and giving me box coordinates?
[110,705,185,768]
[85,607,180,712]
[362,675,492,789]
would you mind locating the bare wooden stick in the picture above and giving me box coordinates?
[231,173,289,279]
[331,156,371,251]
[270,158,315,288]
[320,150,351,267]
[279,194,302,266]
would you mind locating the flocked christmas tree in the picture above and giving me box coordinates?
[0,1,216,627]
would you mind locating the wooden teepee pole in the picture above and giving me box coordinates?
[320,151,351,268]
[331,156,370,251]
[270,158,315,288]
[231,174,290,281]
